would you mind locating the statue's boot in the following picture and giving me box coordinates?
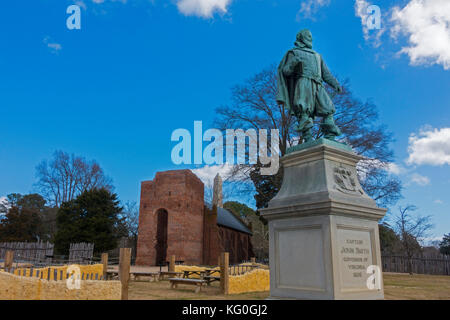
[296,113,314,143]
[321,114,341,140]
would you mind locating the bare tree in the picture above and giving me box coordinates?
[0,197,9,216]
[120,201,139,239]
[35,150,113,207]
[204,180,214,204]
[214,66,402,209]
[393,205,433,274]
[247,214,269,260]
[116,200,140,257]
[203,179,240,204]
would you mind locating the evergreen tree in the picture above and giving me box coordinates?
[0,193,49,242]
[54,188,123,255]
[0,206,42,242]
[440,233,450,255]
[223,201,256,219]
[378,222,401,254]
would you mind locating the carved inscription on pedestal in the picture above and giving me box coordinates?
[337,227,374,291]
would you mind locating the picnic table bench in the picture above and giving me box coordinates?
[204,268,220,275]
[203,275,220,285]
[132,271,160,282]
[168,277,207,293]
[106,270,119,280]
[106,270,160,281]
[203,269,221,285]
[183,270,206,279]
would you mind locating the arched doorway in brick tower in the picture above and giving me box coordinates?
[155,208,168,265]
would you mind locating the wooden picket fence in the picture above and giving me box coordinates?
[0,242,95,266]
[0,241,54,263]
[69,242,94,263]
[1,266,106,281]
[382,255,450,275]
[228,264,258,276]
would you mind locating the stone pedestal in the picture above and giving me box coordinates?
[261,139,386,300]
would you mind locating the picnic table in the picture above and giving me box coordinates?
[204,268,220,275]
[106,270,160,282]
[168,277,207,293]
[183,270,206,279]
[157,261,168,272]
[182,269,221,285]
[157,260,185,272]
[132,271,160,282]
[159,271,183,280]
[203,269,220,285]
[106,270,119,280]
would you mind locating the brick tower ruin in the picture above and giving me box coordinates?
[136,169,254,266]
[136,170,204,265]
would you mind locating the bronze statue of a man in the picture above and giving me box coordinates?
[277,29,342,143]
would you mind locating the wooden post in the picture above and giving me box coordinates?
[218,255,221,267]
[101,253,108,279]
[220,252,229,295]
[119,248,131,300]
[169,255,176,272]
[4,250,14,270]
[250,257,256,265]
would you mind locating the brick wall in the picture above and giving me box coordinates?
[202,205,222,265]
[219,227,254,265]
[136,170,204,266]
[136,169,253,267]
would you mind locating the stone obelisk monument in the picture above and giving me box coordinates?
[212,173,223,208]
[260,30,386,300]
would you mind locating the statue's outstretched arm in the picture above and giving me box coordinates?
[321,57,341,92]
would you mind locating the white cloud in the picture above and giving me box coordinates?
[297,0,330,19]
[176,0,231,18]
[434,199,444,204]
[75,1,87,10]
[191,164,235,187]
[374,161,432,188]
[357,158,407,177]
[422,236,443,243]
[391,0,450,70]
[91,0,127,3]
[0,196,10,215]
[354,0,384,47]
[43,36,62,54]
[407,127,450,166]
[410,173,431,186]
[386,162,407,175]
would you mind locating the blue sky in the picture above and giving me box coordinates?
[0,0,449,240]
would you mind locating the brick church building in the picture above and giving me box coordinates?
[136,169,253,266]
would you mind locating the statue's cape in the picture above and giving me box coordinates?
[276,49,297,114]
[277,45,321,114]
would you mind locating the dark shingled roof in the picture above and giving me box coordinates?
[205,203,252,235]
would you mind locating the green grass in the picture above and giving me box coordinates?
[128,273,450,300]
